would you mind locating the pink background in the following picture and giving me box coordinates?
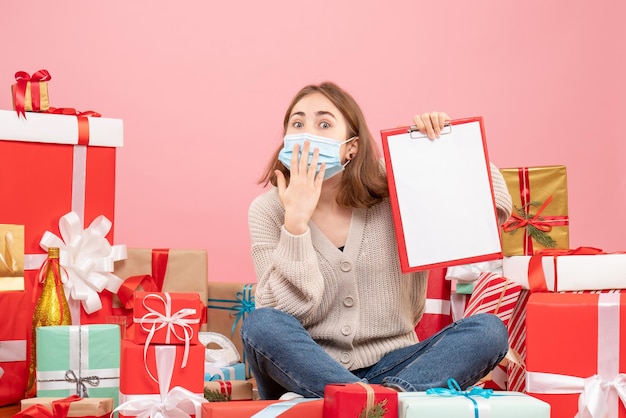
[2,1,624,283]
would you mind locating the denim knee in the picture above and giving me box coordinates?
[468,313,509,354]
[241,307,275,342]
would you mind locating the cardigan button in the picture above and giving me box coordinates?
[340,260,352,272]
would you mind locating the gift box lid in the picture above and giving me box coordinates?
[0,109,123,147]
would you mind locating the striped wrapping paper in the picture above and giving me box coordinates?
[507,289,530,392]
[463,272,523,390]
[463,272,522,327]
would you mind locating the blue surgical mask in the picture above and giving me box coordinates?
[278,133,356,180]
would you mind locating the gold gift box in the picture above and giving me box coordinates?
[11,81,50,112]
[0,224,24,291]
[20,397,113,417]
[500,165,569,256]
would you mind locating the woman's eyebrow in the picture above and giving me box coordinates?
[316,110,336,119]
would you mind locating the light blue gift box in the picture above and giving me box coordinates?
[36,324,120,408]
[204,361,246,381]
[398,386,550,417]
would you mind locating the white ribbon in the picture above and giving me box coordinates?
[526,293,626,417]
[135,293,199,382]
[114,346,206,418]
[0,340,27,380]
[38,211,127,317]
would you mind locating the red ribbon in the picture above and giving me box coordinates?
[46,107,102,146]
[527,246,606,292]
[502,167,570,255]
[115,249,170,337]
[13,395,82,418]
[219,380,233,399]
[13,69,51,118]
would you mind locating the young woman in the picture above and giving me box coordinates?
[241,81,511,400]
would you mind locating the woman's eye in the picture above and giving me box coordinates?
[293,121,303,128]
[320,121,331,129]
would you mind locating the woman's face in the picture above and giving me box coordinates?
[285,92,349,141]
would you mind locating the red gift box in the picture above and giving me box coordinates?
[415,268,452,341]
[119,339,204,396]
[526,292,626,418]
[200,399,323,418]
[132,291,203,346]
[1,109,124,326]
[323,383,398,418]
[0,291,29,406]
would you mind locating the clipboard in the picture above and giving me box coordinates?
[381,116,502,273]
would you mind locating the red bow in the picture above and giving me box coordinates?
[13,69,51,118]
[527,246,606,292]
[46,107,101,145]
[13,395,81,418]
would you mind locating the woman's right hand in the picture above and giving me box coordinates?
[275,141,325,235]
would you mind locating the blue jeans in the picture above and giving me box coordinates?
[241,308,508,399]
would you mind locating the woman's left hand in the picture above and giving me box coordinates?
[412,112,451,139]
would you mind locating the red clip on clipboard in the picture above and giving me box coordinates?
[381,117,502,273]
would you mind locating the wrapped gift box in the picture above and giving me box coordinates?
[463,272,522,328]
[204,380,254,401]
[113,248,209,335]
[323,383,398,418]
[206,282,256,375]
[398,390,550,417]
[0,109,124,325]
[506,289,530,392]
[0,224,25,291]
[11,70,51,115]
[36,325,120,406]
[19,396,113,417]
[415,268,452,340]
[119,339,204,396]
[132,291,204,346]
[526,292,626,418]
[500,166,569,256]
[205,361,246,381]
[201,399,322,418]
[0,290,29,406]
[503,251,626,292]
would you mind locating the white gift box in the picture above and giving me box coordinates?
[503,253,626,291]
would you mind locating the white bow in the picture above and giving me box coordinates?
[39,211,127,314]
[135,292,199,382]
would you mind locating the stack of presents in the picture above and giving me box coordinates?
[1,69,624,417]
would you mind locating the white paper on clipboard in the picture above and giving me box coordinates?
[381,117,502,273]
